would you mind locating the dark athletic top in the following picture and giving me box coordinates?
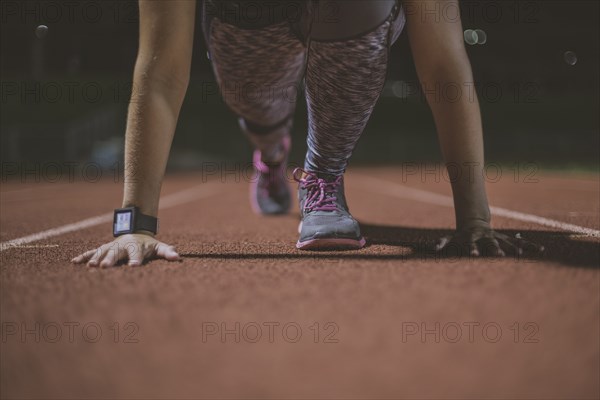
[203,0,398,40]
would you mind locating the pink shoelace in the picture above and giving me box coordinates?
[293,168,341,212]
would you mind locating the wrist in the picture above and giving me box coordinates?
[121,201,158,219]
[453,197,491,231]
[456,216,491,231]
[133,230,156,238]
[113,207,159,237]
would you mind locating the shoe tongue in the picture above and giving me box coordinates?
[322,174,340,183]
[306,171,339,183]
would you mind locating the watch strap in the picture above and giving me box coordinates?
[135,211,158,234]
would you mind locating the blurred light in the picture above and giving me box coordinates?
[474,29,487,45]
[90,137,124,169]
[392,81,410,98]
[564,51,578,66]
[35,25,48,39]
[463,30,478,46]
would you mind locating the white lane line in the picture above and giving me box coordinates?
[1,184,68,195]
[0,184,220,252]
[6,244,60,249]
[357,175,600,238]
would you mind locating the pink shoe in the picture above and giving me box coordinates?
[250,136,291,215]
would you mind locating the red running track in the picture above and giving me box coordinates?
[1,167,599,399]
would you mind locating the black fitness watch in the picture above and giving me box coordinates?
[113,207,158,237]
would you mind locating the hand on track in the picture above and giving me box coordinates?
[435,226,545,257]
[71,234,180,267]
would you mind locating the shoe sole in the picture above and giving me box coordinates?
[296,236,366,250]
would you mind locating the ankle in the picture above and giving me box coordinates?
[261,145,285,164]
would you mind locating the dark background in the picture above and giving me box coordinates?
[1,0,599,174]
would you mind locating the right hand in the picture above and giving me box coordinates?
[435,224,544,257]
[71,234,180,268]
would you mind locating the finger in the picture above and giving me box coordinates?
[491,232,524,255]
[87,247,107,267]
[155,243,181,261]
[435,236,452,251]
[497,236,523,256]
[125,242,144,266]
[469,242,480,257]
[504,232,544,253]
[467,230,484,244]
[479,237,505,257]
[71,249,97,264]
[99,245,122,268]
[516,237,545,253]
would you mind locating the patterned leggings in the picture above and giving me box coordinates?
[205,2,406,175]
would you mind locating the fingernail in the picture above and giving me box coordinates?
[88,260,97,266]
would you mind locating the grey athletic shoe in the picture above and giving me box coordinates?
[293,168,366,250]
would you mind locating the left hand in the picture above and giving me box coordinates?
[71,233,180,268]
[435,225,545,257]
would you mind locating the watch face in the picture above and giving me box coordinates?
[114,211,133,234]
